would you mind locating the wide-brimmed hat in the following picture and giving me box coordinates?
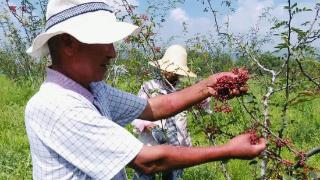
[149,45,197,77]
[27,0,138,58]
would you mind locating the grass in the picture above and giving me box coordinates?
[0,75,319,179]
[0,76,36,179]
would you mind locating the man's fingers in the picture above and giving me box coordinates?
[258,137,266,145]
[207,87,217,96]
[254,138,267,151]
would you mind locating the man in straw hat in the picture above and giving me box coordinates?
[25,0,266,179]
[132,44,210,179]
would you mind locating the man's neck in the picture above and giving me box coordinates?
[50,65,90,90]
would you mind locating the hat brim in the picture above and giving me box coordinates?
[27,11,138,58]
[149,59,197,78]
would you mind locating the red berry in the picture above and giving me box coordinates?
[231,88,240,95]
[211,67,250,113]
[240,87,248,93]
[281,160,293,166]
[9,5,16,13]
[249,131,259,145]
[154,47,161,52]
[21,5,27,12]
[140,14,148,21]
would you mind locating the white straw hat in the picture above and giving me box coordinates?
[27,0,138,58]
[149,45,197,77]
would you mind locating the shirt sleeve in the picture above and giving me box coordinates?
[48,105,143,180]
[90,81,147,126]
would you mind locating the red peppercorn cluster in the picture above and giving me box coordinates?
[281,159,294,166]
[246,129,259,145]
[9,5,17,13]
[274,138,290,148]
[213,68,249,113]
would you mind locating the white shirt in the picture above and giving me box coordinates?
[25,68,147,179]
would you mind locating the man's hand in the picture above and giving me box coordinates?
[204,69,249,100]
[205,72,238,96]
[225,133,266,159]
[130,134,266,174]
[139,68,249,120]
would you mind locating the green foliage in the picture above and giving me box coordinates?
[0,0,48,81]
[0,76,36,179]
[1,63,320,179]
[0,0,320,179]
[188,50,234,77]
[236,52,283,75]
[0,47,47,81]
[185,79,320,179]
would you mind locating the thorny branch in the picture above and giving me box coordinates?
[205,0,229,37]
[294,147,320,168]
[118,0,320,178]
[203,0,320,178]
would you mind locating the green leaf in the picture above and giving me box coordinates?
[245,94,255,103]
[301,60,320,68]
[249,160,258,165]
[302,7,312,12]
[271,21,287,30]
[274,43,288,50]
[301,21,310,26]
[291,27,306,36]
[309,171,319,179]
[291,3,298,9]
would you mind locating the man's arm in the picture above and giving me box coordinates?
[139,72,236,121]
[129,133,266,174]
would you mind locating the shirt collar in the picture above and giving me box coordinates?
[45,68,94,102]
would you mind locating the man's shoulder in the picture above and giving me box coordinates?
[26,82,92,114]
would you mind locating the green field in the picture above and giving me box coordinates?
[0,75,319,179]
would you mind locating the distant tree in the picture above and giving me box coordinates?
[236,52,283,76]
[188,49,234,77]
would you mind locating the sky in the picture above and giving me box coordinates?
[1,0,318,51]
[132,0,318,51]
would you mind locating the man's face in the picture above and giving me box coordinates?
[71,42,116,83]
[163,71,180,86]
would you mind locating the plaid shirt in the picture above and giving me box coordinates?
[25,68,146,179]
[132,79,192,147]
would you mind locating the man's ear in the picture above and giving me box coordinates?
[61,34,79,57]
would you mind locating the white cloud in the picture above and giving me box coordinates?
[224,0,316,34]
[158,8,214,45]
[228,0,274,33]
[158,0,319,50]
[169,8,189,22]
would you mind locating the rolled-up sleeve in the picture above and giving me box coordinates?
[90,81,147,126]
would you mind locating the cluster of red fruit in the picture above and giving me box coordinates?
[248,130,259,145]
[212,68,249,113]
[8,4,27,14]
[274,138,291,148]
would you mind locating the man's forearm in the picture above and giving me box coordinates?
[130,133,266,175]
[130,145,231,174]
[140,79,210,121]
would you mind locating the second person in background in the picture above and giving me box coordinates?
[132,44,210,180]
